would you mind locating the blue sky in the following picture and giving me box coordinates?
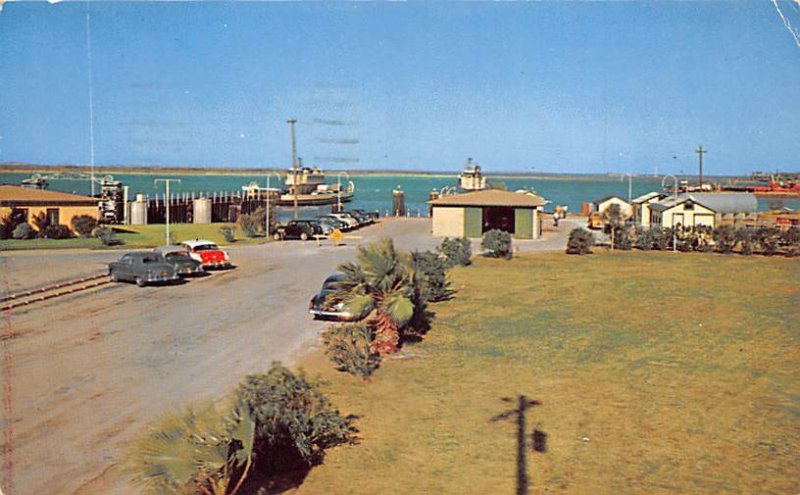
[0,1,798,175]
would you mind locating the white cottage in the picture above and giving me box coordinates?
[592,195,633,218]
[631,191,667,226]
[649,193,758,229]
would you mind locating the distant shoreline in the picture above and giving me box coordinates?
[0,162,740,182]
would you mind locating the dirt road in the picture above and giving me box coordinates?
[0,217,570,494]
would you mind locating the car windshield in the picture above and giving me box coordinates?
[193,244,218,251]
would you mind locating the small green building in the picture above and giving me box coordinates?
[428,189,546,239]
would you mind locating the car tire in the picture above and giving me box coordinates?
[300,232,309,241]
[273,232,282,240]
[110,272,119,282]
[135,277,146,287]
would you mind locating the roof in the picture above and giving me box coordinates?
[428,189,546,208]
[594,195,629,205]
[632,191,667,204]
[0,185,98,203]
[179,239,218,248]
[650,193,758,214]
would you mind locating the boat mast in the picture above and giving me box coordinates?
[287,118,298,219]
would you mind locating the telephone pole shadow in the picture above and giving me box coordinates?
[491,395,547,495]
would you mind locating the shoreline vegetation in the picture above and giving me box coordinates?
[0,162,740,182]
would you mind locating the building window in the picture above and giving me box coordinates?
[11,208,29,224]
[684,201,694,211]
[46,208,60,226]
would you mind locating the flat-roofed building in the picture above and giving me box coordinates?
[429,189,547,239]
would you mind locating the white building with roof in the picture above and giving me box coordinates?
[649,193,758,229]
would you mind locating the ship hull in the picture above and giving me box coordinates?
[276,192,353,207]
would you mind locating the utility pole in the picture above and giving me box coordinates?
[491,395,543,495]
[154,178,181,246]
[695,145,707,188]
[287,118,298,220]
[86,9,96,197]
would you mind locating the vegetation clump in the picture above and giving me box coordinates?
[41,224,74,239]
[438,237,472,267]
[566,227,595,255]
[237,363,354,470]
[219,226,236,243]
[71,215,98,238]
[11,223,35,240]
[95,226,124,246]
[322,323,381,379]
[481,229,512,259]
[412,250,454,302]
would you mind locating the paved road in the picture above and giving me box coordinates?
[0,217,570,494]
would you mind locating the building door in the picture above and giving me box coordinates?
[482,206,515,234]
[514,209,533,239]
[463,208,482,238]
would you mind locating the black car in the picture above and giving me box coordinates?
[108,252,181,287]
[154,246,204,277]
[274,220,324,241]
[308,274,355,320]
[344,210,371,226]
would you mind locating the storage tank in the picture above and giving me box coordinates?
[193,197,212,224]
[130,194,148,225]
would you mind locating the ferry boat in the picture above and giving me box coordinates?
[719,173,800,198]
[241,166,354,207]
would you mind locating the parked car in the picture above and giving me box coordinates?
[344,210,370,226]
[316,215,349,232]
[274,220,324,241]
[179,239,232,269]
[154,246,204,277]
[327,212,359,230]
[308,274,356,320]
[349,208,379,223]
[108,252,180,287]
[312,218,336,235]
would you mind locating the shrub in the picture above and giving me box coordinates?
[615,226,634,250]
[0,214,22,240]
[71,215,98,238]
[220,225,236,243]
[322,323,381,379]
[713,226,737,254]
[755,226,781,256]
[236,362,354,471]
[11,223,35,240]
[780,227,800,257]
[438,237,472,267]
[634,227,655,251]
[482,229,512,259]
[238,213,260,238]
[654,227,672,251]
[94,226,123,246]
[736,228,757,256]
[411,250,453,302]
[41,224,73,239]
[566,228,594,255]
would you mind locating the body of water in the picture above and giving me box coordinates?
[2,172,797,220]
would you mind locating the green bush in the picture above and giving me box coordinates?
[634,227,655,251]
[737,228,756,256]
[654,228,672,251]
[780,227,800,257]
[220,225,236,243]
[481,229,512,259]
[322,323,381,379]
[94,226,123,246]
[0,214,23,240]
[31,212,50,234]
[566,228,594,255]
[236,362,354,470]
[614,226,634,250]
[238,213,260,238]
[11,223,35,240]
[71,215,98,238]
[438,237,472,267]
[41,224,74,239]
[411,250,453,302]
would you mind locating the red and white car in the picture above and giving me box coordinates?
[179,239,232,269]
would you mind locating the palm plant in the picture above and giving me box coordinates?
[128,402,255,495]
[330,239,417,355]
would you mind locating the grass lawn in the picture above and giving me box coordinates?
[0,223,265,250]
[297,251,799,494]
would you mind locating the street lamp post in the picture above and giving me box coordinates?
[154,178,181,246]
[662,174,679,253]
[286,119,298,220]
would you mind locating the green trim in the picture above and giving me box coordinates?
[514,209,533,239]
[464,208,482,238]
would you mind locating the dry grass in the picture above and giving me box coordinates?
[296,251,799,495]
